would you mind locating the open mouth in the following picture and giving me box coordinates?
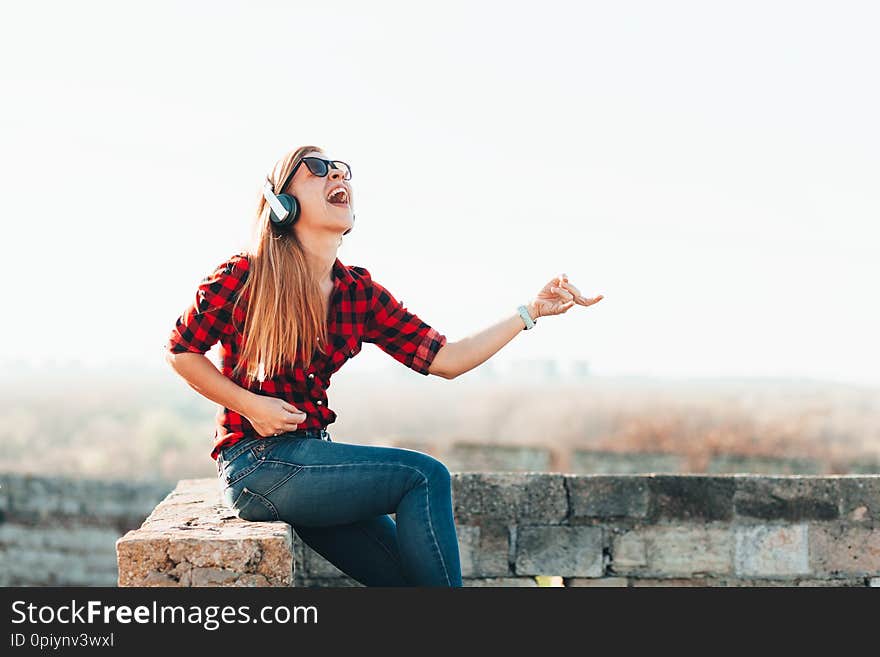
[326,186,350,207]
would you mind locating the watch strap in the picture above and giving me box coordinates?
[517,304,536,330]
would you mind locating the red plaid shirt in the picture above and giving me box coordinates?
[166,252,448,460]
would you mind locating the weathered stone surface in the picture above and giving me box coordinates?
[610,529,648,569]
[116,478,294,587]
[734,476,839,520]
[567,476,649,519]
[464,577,539,587]
[610,525,732,577]
[10,471,880,588]
[0,544,119,586]
[647,475,735,521]
[838,475,880,522]
[734,525,809,577]
[452,473,568,525]
[795,578,867,587]
[458,524,510,577]
[565,577,629,587]
[570,451,686,475]
[629,577,712,587]
[514,526,603,577]
[711,578,797,587]
[0,524,120,554]
[0,471,171,528]
[809,525,880,576]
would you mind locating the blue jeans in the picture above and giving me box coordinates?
[216,428,463,587]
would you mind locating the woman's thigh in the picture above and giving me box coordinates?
[224,436,450,527]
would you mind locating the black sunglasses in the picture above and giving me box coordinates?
[279,157,352,193]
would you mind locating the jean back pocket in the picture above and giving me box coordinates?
[232,486,279,522]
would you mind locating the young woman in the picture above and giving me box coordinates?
[165,145,604,587]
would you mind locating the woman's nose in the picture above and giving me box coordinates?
[329,168,343,180]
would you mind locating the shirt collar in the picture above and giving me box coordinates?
[332,256,356,289]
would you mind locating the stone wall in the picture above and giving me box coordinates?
[116,473,880,587]
[0,472,172,586]
[3,470,878,587]
[451,473,878,587]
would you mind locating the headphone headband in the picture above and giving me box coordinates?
[262,179,290,222]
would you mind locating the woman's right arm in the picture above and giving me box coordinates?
[165,254,307,435]
[166,352,308,435]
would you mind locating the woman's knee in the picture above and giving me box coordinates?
[410,452,451,487]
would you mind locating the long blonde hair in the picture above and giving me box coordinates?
[230,145,336,386]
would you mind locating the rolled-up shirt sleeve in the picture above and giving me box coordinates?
[361,269,447,376]
[166,253,249,355]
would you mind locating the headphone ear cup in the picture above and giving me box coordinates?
[270,194,300,227]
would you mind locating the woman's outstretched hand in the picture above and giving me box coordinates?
[244,394,308,437]
[530,272,603,319]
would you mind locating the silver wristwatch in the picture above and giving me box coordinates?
[517,304,536,330]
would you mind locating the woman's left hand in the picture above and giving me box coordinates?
[529,273,604,319]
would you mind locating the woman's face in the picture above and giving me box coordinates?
[287,150,354,236]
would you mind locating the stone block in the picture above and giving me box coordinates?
[712,578,798,587]
[567,475,649,519]
[0,472,171,529]
[610,529,648,569]
[514,526,603,577]
[0,544,119,586]
[610,525,732,577]
[457,524,511,577]
[838,475,880,522]
[463,578,539,587]
[629,578,712,587]
[796,578,867,587]
[565,577,629,587]
[809,525,880,576]
[734,524,809,577]
[452,473,568,525]
[734,476,839,520]
[116,478,293,587]
[647,475,734,521]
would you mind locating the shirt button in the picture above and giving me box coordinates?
[316,400,323,406]
[308,373,315,379]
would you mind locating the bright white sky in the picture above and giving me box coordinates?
[1,1,878,385]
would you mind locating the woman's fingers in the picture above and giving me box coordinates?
[282,402,306,418]
[550,285,574,301]
[559,280,603,306]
